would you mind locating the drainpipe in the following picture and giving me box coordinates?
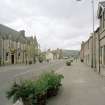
[91,36,93,68]
[98,29,100,73]
[2,37,4,65]
[16,41,18,64]
[9,38,10,64]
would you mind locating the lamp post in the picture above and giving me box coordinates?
[91,0,96,69]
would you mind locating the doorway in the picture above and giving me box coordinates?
[11,54,14,64]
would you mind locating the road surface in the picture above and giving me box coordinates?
[0,60,65,105]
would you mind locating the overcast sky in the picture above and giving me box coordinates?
[0,0,101,51]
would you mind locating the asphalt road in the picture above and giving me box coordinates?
[0,60,65,105]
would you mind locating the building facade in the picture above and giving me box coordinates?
[83,35,93,67]
[0,24,38,65]
[80,1,105,75]
[46,50,54,61]
[97,1,105,75]
[45,48,63,61]
[80,41,85,62]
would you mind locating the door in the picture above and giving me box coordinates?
[11,54,14,64]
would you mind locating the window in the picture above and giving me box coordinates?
[5,52,8,61]
[102,47,105,65]
[18,52,20,60]
[88,41,89,49]
[100,47,102,64]
[104,46,105,65]
[104,12,105,28]
[103,12,104,28]
[100,46,105,65]
[88,54,89,64]
[100,17,102,30]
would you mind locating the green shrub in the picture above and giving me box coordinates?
[66,61,71,66]
[39,71,64,98]
[38,56,43,63]
[35,78,47,95]
[6,71,64,105]
[34,78,47,105]
[6,80,36,105]
[39,58,43,63]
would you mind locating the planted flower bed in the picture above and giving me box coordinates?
[39,71,64,98]
[6,71,64,105]
[6,80,36,105]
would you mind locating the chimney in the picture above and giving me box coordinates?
[19,30,25,37]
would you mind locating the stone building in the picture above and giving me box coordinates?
[97,1,105,74]
[0,24,38,65]
[83,35,93,67]
[94,28,100,72]
[80,41,85,62]
[52,48,63,60]
[80,35,93,67]
[45,48,63,61]
[46,49,54,61]
[80,1,105,75]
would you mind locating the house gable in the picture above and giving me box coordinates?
[97,1,105,19]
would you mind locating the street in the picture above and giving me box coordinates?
[0,60,65,105]
[1,60,105,105]
[0,0,105,105]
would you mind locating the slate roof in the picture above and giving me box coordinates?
[97,1,105,18]
[0,24,38,45]
[99,1,105,7]
[0,24,26,43]
[33,36,38,46]
[26,36,33,41]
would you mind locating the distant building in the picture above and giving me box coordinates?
[45,48,63,61]
[0,24,38,65]
[52,48,63,60]
[46,49,54,61]
[80,41,84,62]
[80,35,93,67]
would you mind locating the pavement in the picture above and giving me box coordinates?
[47,62,105,105]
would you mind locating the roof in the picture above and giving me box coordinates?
[0,24,26,43]
[0,24,38,45]
[99,1,105,7]
[95,27,100,33]
[26,36,33,41]
[97,1,105,18]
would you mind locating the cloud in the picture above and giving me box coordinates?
[0,0,100,50]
